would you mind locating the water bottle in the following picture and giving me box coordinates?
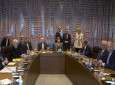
[18,76,23,85]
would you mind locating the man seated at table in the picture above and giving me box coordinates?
[82,40,92,57]
[37,36,48,51]
[63,30,71,51]
[17,38,27,55]
[97,40,109,63]
[25,38,33,51]
[105,41,115,70]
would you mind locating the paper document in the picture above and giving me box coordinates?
[13,58,22,62]
[8,62,16,66]
[0,67,16,73]
[0,78,12,84]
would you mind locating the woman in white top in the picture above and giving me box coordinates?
[55,36,62,51]
[74,29,84,52]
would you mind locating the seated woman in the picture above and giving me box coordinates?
[55,36,62,51]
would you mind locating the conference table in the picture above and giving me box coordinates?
[0,51,115,85]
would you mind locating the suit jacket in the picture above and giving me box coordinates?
[0,59,4,70]
[92,46,101,58]
[62,33,71,50]
[83,45,92,57]
[63,33,71,44]
[10,44,20,58]
[25,41,33,50]
[17,42,27,55]
[105,50,115,70]
[37,42,48,51]
[0,38,13,61]
[98,49,109,63]
[0,37,10,47]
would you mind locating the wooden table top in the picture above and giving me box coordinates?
[0,51,115,85]
[0,73,12,80]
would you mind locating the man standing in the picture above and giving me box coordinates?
[0,53,8,70]
[63,30,71,51]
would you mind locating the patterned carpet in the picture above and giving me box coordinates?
[35,74,73,85]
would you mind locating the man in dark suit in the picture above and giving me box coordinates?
[17,38,27,55]
[63,31,71,51]
[82,40,92,57]
[37,36,48,51]
[0,37,13,61]
[98,40,109,63]
[37,42,48,51]
[25,39,33,51]
[0,37,10,48]
[105,41,115,70]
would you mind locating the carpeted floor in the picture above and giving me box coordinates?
[35,74,73,85]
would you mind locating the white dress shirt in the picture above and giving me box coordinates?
[42,43,45,49]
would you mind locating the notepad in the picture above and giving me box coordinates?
[8,62,16,66]
[0,67,16,73]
